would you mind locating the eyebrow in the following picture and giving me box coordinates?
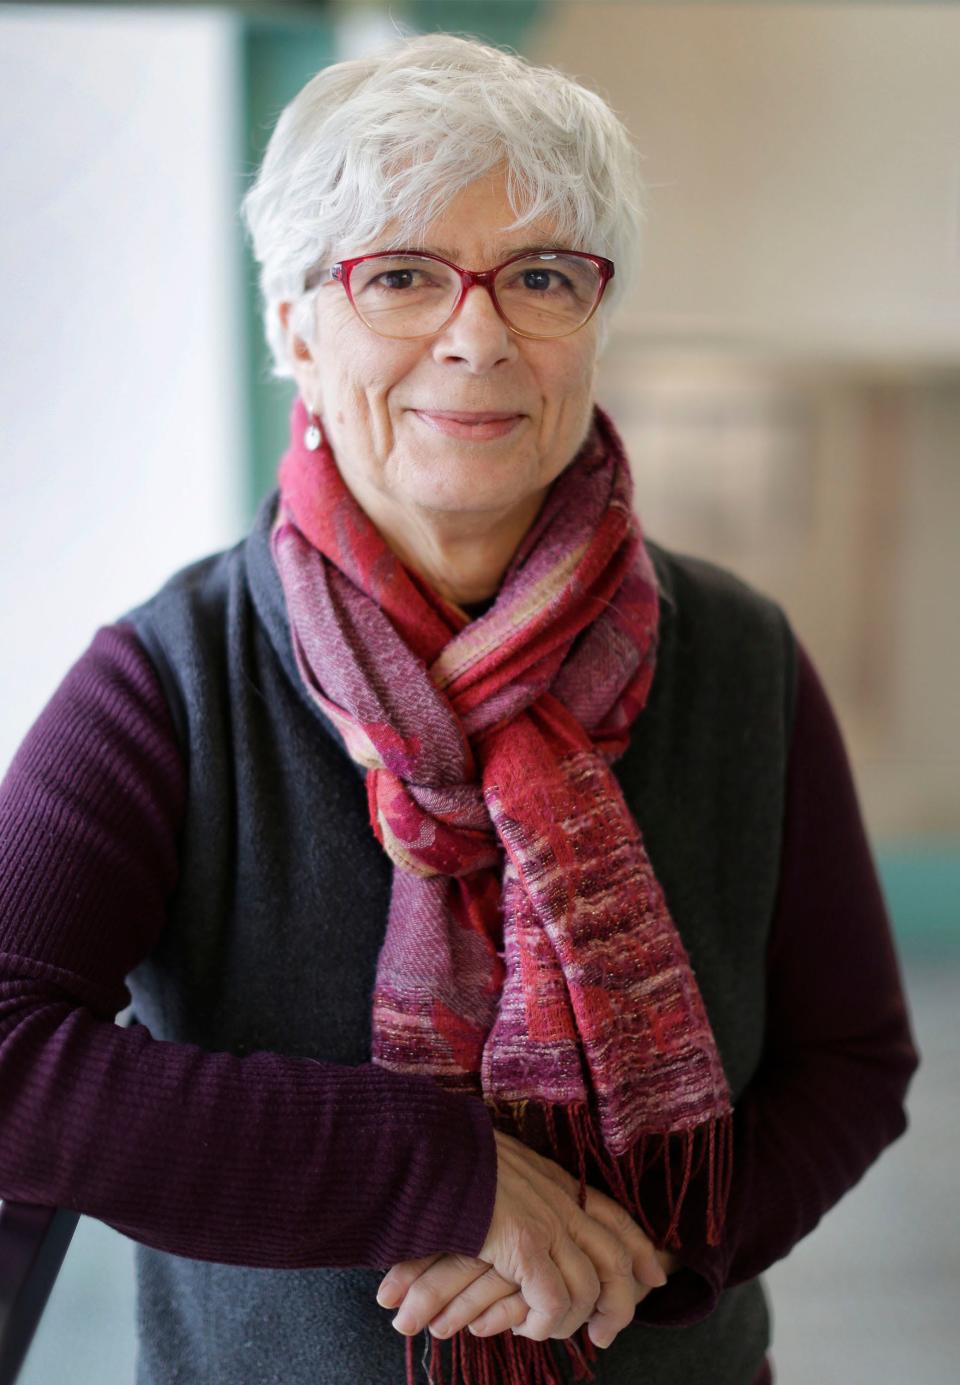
[381,241,570,261]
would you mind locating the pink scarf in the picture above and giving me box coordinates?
[272,398,733,1384]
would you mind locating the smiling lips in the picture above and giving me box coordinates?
[412,409,524,440]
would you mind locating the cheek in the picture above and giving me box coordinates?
[543,349,596,428]
[323,357,384,436]
[535,351,596,477]
[340,346,418,420]
[311,311,400,416]
[325,347,425,464]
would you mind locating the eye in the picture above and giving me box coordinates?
[521,268,556,292]
[499,261,580,297]
[353,258,450,297]
[376,269,417,291]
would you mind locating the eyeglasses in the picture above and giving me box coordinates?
[303,248,615,340]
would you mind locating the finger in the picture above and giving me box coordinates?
[467,1291,529,1337]
[585,1264,638,1350]
[427,1264,517,1340]
[376,1255,442,1310]
[503,1235,573,1343]
[580,1187,668,1289]
[545,1229,604,1341]
[560,1204,637,1349]
[390,1255,492,1336]
[512,1231,600,1343]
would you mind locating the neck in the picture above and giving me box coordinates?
[348,485,545,608]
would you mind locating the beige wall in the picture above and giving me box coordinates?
[533,2,960,363]
[595,352,959,841]
[883,382,960,837]
[527,3,959,841]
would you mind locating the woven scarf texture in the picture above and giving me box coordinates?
[271,397,734,1385]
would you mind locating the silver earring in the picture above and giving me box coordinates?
[303,411,323,452]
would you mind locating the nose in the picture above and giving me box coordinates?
[431,283,517,372]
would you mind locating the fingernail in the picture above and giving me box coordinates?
[391,1314,414,1335]
[377,1285,398,1308]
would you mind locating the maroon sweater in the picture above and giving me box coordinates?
[0,622,920,1329]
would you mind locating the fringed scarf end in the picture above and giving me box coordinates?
[408,1324,598,1385]
[538,1101,735,1252]
[487,1098,734,1251]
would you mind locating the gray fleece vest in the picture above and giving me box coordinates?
[124,492,796,1385]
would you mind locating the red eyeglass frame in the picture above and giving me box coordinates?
[303,248,615,339]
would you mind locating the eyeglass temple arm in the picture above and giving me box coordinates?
[302,264,341,293]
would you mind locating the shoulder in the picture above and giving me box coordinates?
[113,494,299,754]
[123,539,246,638]
[117,535,251,749]
[647,538,788,639]
[644,537,799,737]
[122,492,279,658]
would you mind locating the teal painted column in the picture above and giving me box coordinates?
[875,844,960,959]
[240,18,337,518]
[403,0,541,48]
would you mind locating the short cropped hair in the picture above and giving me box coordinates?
[242,32,645,377]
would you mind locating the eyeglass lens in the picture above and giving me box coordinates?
[347,254,603,338]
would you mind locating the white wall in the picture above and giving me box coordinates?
[0,6,243,775]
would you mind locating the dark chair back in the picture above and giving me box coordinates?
[0,1201,80,1385]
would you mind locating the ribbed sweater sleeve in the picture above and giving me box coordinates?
[0,623,497,1270]
[635,640,922,1326]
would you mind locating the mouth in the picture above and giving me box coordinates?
[411,409,525,440]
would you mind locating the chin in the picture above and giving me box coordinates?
[416,485,526,516]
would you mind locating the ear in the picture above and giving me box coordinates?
[277,301,314,363]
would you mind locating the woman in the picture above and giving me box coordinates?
[0,33,919,1385]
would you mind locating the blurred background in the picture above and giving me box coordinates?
[1,1,956,1381]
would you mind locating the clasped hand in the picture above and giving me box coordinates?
[377,1129,679,1351]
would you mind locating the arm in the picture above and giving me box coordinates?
[635,639,922,1325]
[0,623,496,1270]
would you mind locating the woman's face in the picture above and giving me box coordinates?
[283,170,601,535]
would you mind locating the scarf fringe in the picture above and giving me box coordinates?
[406,1322,599,1385]
[497,1099,735,1251]
[404,1103,734,1384]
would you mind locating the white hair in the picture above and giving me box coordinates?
[241,32,646,377]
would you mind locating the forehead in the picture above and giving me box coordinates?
[353,170,565,266]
